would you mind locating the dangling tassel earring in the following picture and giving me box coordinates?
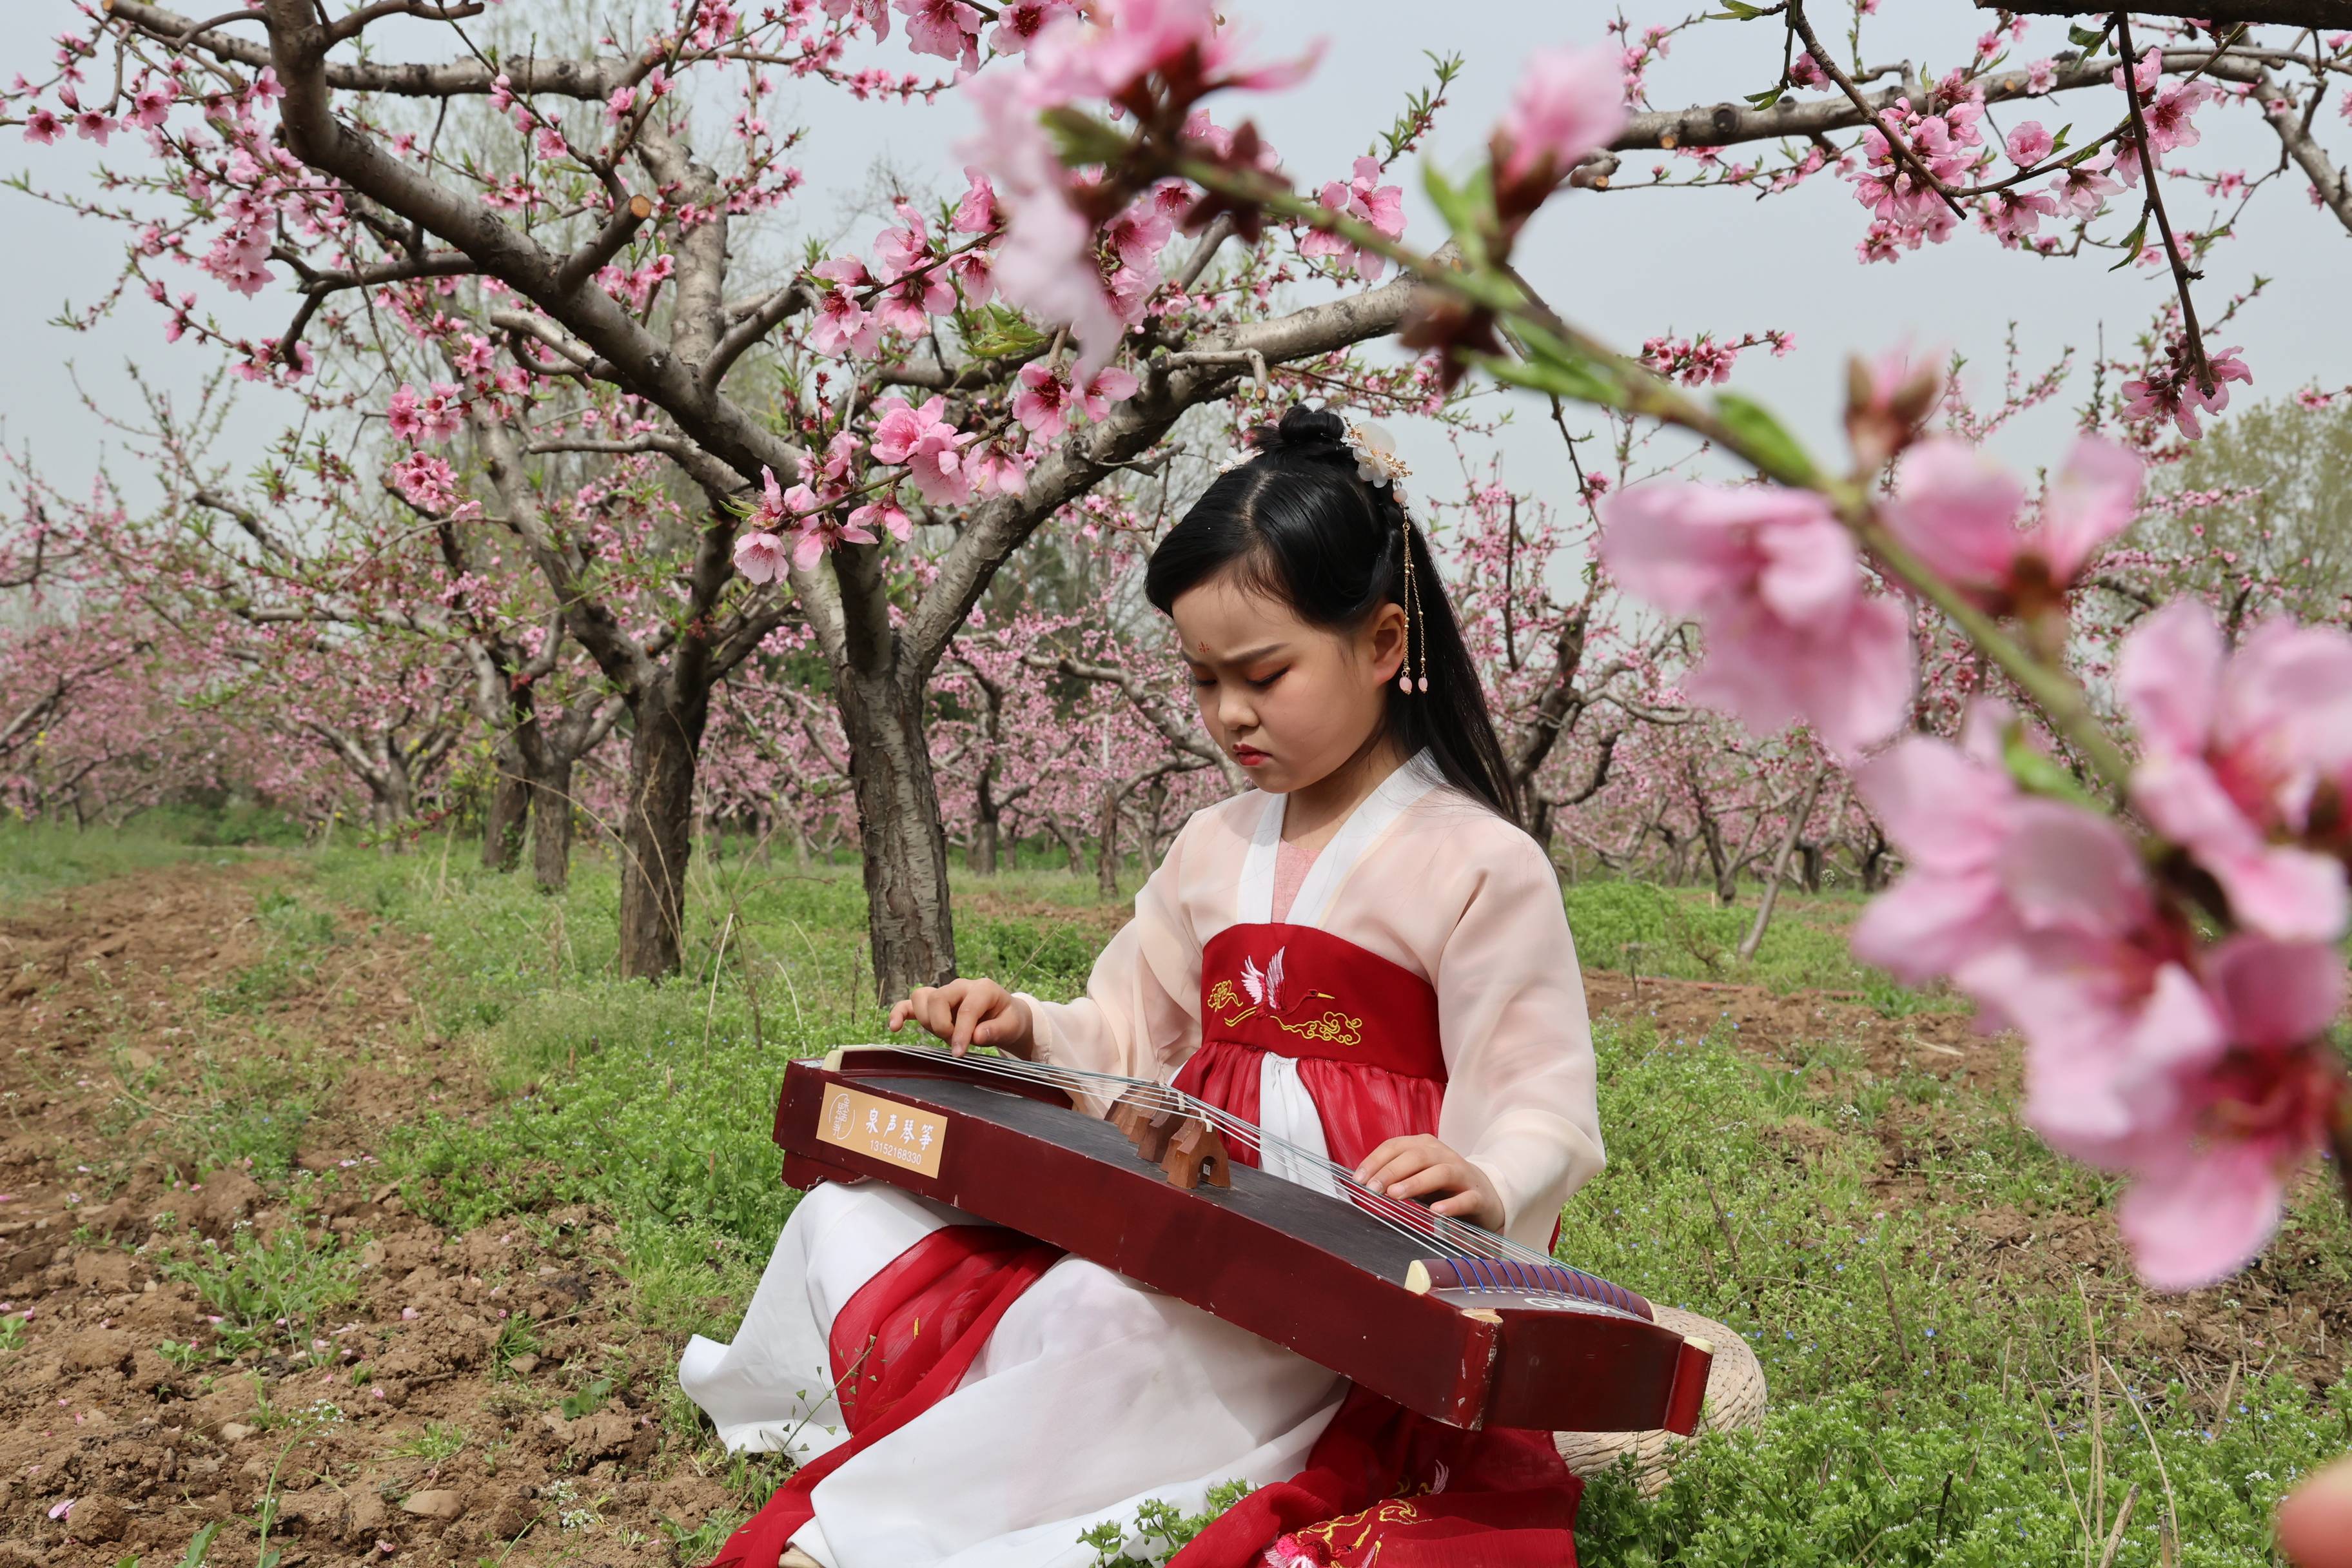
[1337,420,1428,696]
[1397,513,1428,696]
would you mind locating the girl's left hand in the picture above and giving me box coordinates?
[1353,1135,1504,1229]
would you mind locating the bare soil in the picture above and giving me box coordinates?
[0,861,732,1567]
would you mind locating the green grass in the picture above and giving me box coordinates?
[1562,878,1955,1014]
[0,803,306,904]
[152,1207,364,1360]
[0,816,202,903]
[17,828,2344,1565]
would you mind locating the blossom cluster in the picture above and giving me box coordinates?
[1596,359,2343,1288]
[1854,597,2352,1289]
[1636,329,1795,388]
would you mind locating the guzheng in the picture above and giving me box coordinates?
[774,1044,1714,1436]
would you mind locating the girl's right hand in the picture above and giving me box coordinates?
[888,977,1037,1058]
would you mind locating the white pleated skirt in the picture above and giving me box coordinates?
[678,1179,1345,1568]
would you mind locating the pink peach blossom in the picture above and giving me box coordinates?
[2112,935,2345,1289]
[2005,121,2053,165]
[733,531,790,583]
[1300,155,1407,280]
[1102,199,1173,270]
[1598,481,1913,754]
[1493,44,1628,187]
[950,249,995,306]
[870,395,975,504]
[961,67,1126,373]
[1883,435,2140,607]
[988,0,1077,55]
[2049,152,2121,217]
[807,257,881,357]
[2119,600,2352,943]
[950,168,999,233]
[896,0,982,70]
[1847,719,2024,983]
[848,496,914,542]
[1012,362,1073,438]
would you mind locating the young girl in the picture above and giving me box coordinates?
[682,406,1605,1568]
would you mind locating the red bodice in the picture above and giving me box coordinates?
[1171,921,1447,1172]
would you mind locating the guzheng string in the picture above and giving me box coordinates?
[838,1044,1568,1275]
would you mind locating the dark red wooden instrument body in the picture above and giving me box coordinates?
[774,1051,1710,1435]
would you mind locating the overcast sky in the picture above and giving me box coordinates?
[5,3,2346,519]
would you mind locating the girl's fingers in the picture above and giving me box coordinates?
[1352,1136,1418,1186]
[972,998,1022,1049]
[1383,1163,1464,1203]
[948,986,993,1055]
[1359,1145,1435,1196]
[887,999,914,1032]
[1429,1191,1482,1218]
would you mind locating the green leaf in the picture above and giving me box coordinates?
[1496,325,1631,407]
[2003,730,2097,810]
[1037,106,1132,167]
[179,1524,224,1568]
[562,1376,616,1419]
[2067,22,2109,49]
[2108,211,2150,271]
[1471,350,1624,409]
[1419,162,1493,266]
[1745,86,1787,110]
[962,304,1046,360]
[1714,1,1769,16]
[1712,393,1821,487]
[2048,123,2073,157]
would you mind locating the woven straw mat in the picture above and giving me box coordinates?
[1553,1305,1766,1495]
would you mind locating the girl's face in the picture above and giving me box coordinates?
[1170,569,1407,796]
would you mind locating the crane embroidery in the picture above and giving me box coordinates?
[1208,946,1364,1046]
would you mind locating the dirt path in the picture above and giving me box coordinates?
[0,861,730,1567]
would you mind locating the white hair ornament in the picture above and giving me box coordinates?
[1345,422,1427,695]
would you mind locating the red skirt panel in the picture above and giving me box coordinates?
[1170,1039,1446,1173]
[705,1226,1059,1568]
[1170,1386,1580,1568]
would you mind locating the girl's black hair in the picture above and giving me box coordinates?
[1144,405,1522,827]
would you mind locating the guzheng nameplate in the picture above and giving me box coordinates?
[814,1083,948,1179]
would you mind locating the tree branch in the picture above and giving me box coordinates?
[1974,0,2352,26]
[107,0,628,98]
[2256,70,2352,233]
[898,258,1436,678]
[1023,649,1243,792]
[231,0,803,500]
[552,193,653,299]
[2115,10,2214,394]
[1587,46,2275,170]
[702,281,815,391]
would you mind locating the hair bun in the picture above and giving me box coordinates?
[1248,404,1348,455]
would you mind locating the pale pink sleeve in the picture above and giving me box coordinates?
[1014,818,1203,1087]
[1429,823,1605,1252]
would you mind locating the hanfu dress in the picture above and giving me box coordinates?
[680,754,1606,1568]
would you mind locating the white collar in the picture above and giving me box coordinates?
[1237,750,1444,929]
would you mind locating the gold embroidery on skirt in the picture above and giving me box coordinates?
[1206,979,1363,1046]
